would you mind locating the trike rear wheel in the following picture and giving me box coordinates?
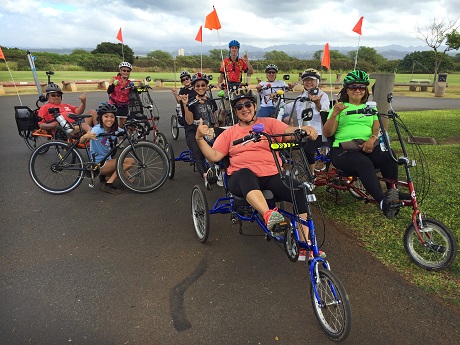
[24,131,50,152]
[191,185,210,243]
[117,142,169,193]
[170,114,179,140]
[310,267,352,341]
[164,142,175,179]
[404,218,457,271]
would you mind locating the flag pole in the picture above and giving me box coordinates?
[353,35,360,70]
[173,55,177,89]
[2,57,22,105]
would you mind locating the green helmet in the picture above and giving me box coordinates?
[343,70,370,86]
[230,88,257,107]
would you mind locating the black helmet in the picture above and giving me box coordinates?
[97,102,118,115]
[230,88,257,107]
[45,83,63,95]
[301,68,321,80]
[265,64,278,73]
[180,70,191,79]
[191,72,209,85]
[343,70,370,86]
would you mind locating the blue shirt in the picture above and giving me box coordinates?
[90,124,120,163]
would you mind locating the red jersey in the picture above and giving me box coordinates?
[220,57,249,83]
[109,75,132,105]
[38,102,78,125]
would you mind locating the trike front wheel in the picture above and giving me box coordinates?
[170,114,179,140]
[191,185,210,243]
[404,218,457,271]
[310,267,352,341]
[117,142,169,193]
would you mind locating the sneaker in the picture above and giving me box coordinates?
[263,208,284,231]
[298,249,307,261]
[101,183,122,195]
[216,170,224,187]
[382,188,400,219]
[308,250,327,262]
[204,167,218,190]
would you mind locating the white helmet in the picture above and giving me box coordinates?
[119,61,132,70]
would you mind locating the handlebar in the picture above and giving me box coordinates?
[344,101,378,116]
[232,125,309,146]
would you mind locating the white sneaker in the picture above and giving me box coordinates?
[217,171,224,187]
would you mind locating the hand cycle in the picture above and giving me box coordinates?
[309,93,457,271]
[14,72,74,151]
[190,124,352,341]
[29,109,169,194]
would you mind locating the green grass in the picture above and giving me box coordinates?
[315,109,460,306]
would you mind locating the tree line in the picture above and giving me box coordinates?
[1,42,459,75]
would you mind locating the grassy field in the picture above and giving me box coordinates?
[1,71,460,98]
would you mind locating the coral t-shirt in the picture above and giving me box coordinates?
[212,117,289,177]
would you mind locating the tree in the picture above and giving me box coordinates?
[348,46,387,67]
[312,49,348,61]
[91,42,134,63]
[398,51,454,73]
[417,17,460,83]
[146,50,172,60]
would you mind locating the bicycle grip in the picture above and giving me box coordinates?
[232,134,253,146]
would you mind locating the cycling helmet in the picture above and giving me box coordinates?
[119,61,132,70]
[228,40,240,48]
[301,68,321,80]
[97,102,118,115]
[191,72,209,85]
[343,70,370,86]
[45,83,63,95]
[265,64,278,73]
[230,88,257,107]
[180,70,191,79]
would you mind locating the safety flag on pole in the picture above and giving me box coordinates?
[321,43,330,70]
[204,7,221,30]
[352,16,364,35]
[116,28,123,43]
[195,26,203,42]
[0,47,6,61]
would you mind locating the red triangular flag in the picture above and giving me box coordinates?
[195,26,203,42]
[352,16,364,35]
[204,7,221,31]
[321,43,330,70]
[0,47,5,61]
[116,28,123,43]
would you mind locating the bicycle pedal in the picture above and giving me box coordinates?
[429,244,446,253]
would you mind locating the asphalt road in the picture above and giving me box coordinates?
[1,91,459,344]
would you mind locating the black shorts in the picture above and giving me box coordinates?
[116,106,129,118]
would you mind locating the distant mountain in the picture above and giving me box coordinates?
[27,44,451,61]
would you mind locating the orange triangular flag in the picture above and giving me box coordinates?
[204,7,221,31]
[116,28,123,43]
[321,43,330,70]
[352,16,364,35]
[0,47,5,61]
[195,26,203,42]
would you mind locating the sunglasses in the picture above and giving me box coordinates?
[348,85,367,91]
[48,93,62,97]
[194,83,207,88]
[120,69,131,72]
[181,77,190,82]
[266,71,276,74]
[235,101,254,111]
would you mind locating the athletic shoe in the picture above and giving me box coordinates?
[101,183,122,195]
[263,208,284,231]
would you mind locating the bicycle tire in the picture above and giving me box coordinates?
[284,223,299,262]
[348,177,370,200]
[165,142,176,179]
[171,114,179,140]
[154,131,168,150]
[310,267,352,341]
[291,161,309,183]
[191,185,210,243]
[117,141,169,193]
[29,141,84,194]
[24,132,49,152]
[314,146,330,173]
[403,218,457,271]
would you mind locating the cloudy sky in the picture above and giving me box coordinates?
[1,0,458,54]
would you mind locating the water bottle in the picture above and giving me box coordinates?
[277,105,285,121]
[55,114,74,133]
[378,129,389,151]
